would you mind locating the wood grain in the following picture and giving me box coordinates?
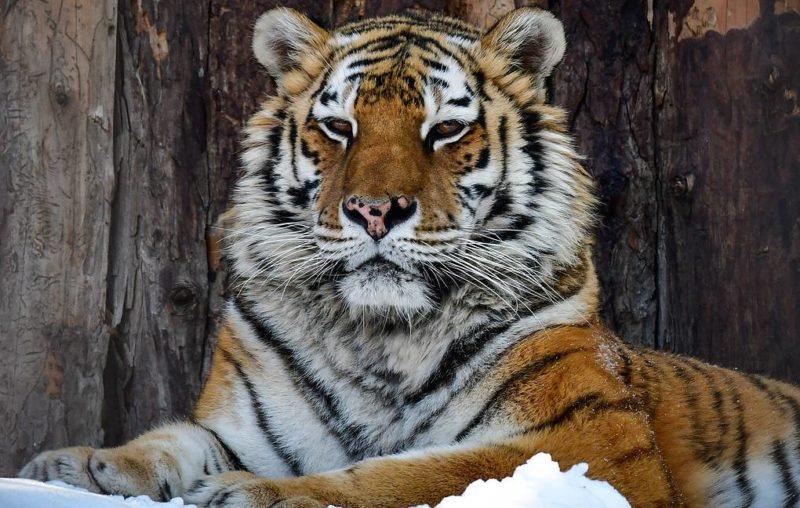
[101,0,213,447]
[0,0,118,476]
[654,2,800,378]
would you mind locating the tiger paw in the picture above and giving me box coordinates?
[184,472,325,508]
[18,446,99,492]
[18,445,183,500]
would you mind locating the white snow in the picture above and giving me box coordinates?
[0,454,628,508]
[415,454,630,508]
[0,479,195,508]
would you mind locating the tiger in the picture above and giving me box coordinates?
[18,6,800,508]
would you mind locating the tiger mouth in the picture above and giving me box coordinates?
[351,256,408,274]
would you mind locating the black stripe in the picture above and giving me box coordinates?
[610,444,657,466]
[427,76,449,89]
[475,147,490,169]
[221,348,304,476]
[258,122,284,196]
[339,18,478,40]
[669,359,714,462]
[514,394,641,438]
[421,57,446,71]
[483,116,510,224]
[406,320,511,404]
[234,297,366,459]
[267,207,301,227]
[446,96,471,107]
[686,360,729,464]
[456,348,586,442]
[288,117,299,184]
[486,185,511,220]
[521,111,548,196]
[300,139,320,165]
[498,116,508,181]
[319,89,337,106]
[745,375,800,480]
[347,53,400,69]
[287,179,319,209]
[616,346,633,386]
[345,71,364,83]
[727,380,755,507]
[492,214,534,242]
[192,420,250,473]
[772,439,800,508]
[158,481,173,502]
[745,373,788,416]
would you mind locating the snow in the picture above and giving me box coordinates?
[0,479,195,508]
[0,454,628,508]
[414,454,630,508]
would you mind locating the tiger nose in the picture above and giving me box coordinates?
[342,195,417,240]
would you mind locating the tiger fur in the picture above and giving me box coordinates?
[19,7,800,508]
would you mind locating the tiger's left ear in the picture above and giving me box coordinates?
[481,8,566,86]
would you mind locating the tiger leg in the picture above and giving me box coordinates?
[184,408,678,508]
[18,422,236,500]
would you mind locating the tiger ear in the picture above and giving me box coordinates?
[252,8,330,80]
[480,8,566,85]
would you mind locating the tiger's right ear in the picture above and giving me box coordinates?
[252,8,330,80]
[480,8,566,87]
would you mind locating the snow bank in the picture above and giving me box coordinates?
[0,479,195,508]
[0,454,628,508]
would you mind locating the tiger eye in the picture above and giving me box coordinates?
[324,118,353,137]
[434,121,464,137]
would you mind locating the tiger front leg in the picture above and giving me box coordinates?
[18,422,235,501]
[185,395,679,508]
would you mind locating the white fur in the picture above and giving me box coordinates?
[481,8,566,80]
[252,8,325,78]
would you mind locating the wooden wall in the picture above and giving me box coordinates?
[0,0,797,476]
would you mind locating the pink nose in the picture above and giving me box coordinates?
[343,195,416,240]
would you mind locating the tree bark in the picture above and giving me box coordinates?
[101,0,213,448]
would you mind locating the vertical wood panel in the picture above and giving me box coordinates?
[654,2,800,379]
[0,0,118,475]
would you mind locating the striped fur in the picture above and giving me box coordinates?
[19,8,800,508]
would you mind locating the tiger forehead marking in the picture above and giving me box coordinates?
[309,24,485,235]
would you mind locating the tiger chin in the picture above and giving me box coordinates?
[19,7,800,508]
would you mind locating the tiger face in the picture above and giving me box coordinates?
[229,8,595,320]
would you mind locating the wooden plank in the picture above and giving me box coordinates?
[0,0,118,475]
[102,0,214,447]
[654,3,800,381]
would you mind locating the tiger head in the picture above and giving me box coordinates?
[228,7,598,322]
